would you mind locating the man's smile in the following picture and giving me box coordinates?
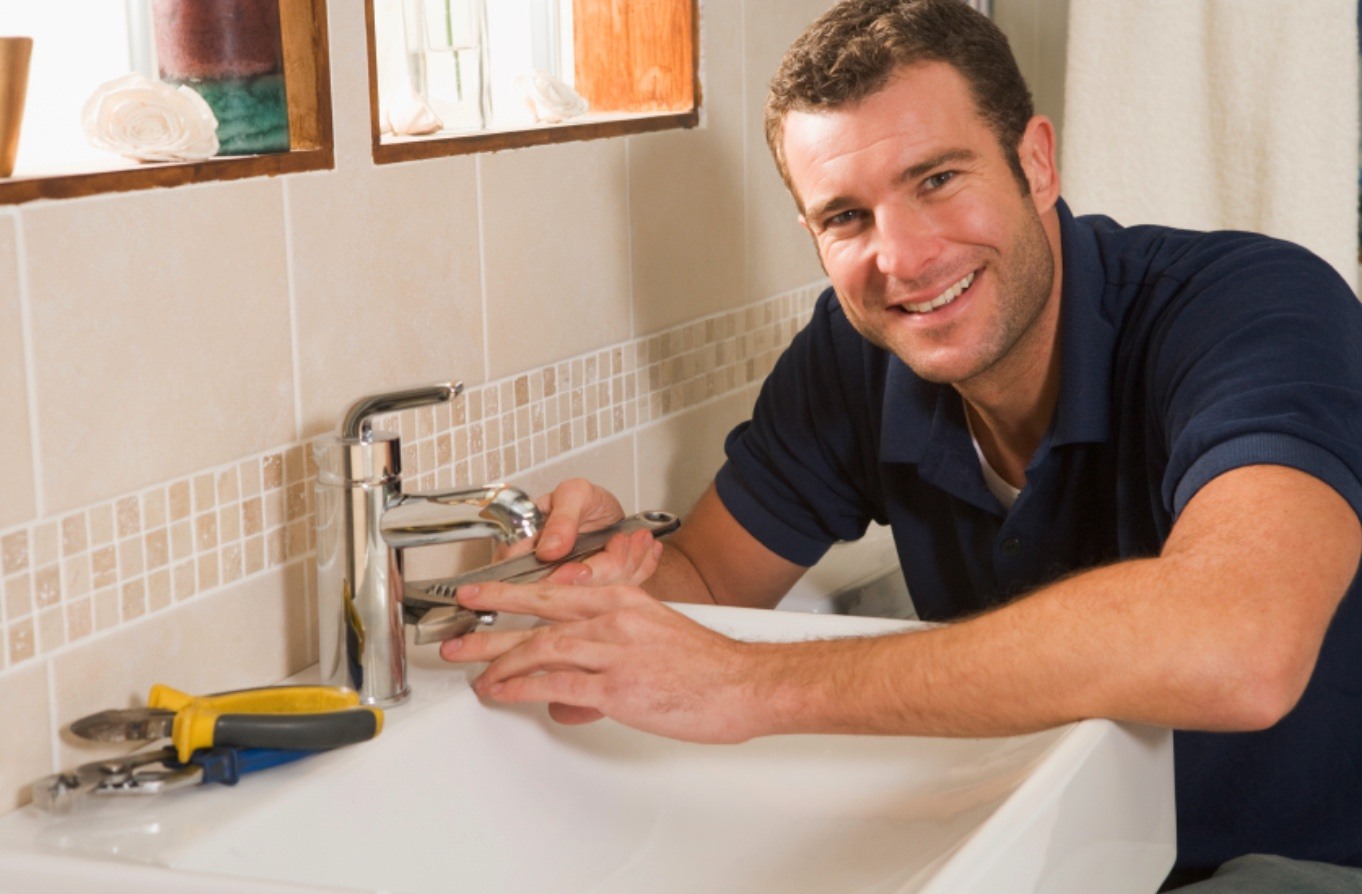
[893,268,978,314]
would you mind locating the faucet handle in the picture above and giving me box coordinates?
[341,382,463,442]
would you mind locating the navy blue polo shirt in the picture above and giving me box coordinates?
[715,199,1362,872]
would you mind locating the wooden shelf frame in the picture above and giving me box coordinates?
[366,0,701,164]
[0,0,334,206]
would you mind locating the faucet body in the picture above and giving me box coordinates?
[314,384,542,706]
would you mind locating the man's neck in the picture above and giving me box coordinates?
[962,373,1058,489]
[958,217,1065,488]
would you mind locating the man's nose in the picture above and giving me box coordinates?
[873,206,943,281]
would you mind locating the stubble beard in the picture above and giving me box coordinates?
[863,209,1055,389]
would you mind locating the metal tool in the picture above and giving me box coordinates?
[70,684,383,763]
[31,745,314,815]
[403,510,682,644]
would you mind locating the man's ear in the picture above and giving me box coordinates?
[1018,115,1060,211]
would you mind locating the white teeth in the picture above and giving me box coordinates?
[902,270,976,314]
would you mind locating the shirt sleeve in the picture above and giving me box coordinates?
[1149,237,1362,521]
[714,290,882,566]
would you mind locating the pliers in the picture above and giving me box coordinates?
[31,744,314,814]
[69,683,383,763]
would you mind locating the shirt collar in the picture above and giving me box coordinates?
[1049,198,1116,447]
[879,197,1116,466]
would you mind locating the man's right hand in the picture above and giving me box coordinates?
[533,477,626,561]
[522,479,807,608]
[518,477,664,589]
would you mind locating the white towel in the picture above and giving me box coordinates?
[1060,0,1359,291]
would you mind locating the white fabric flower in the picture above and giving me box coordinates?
[82,73,219,164]
[382,89,443,136]
[516,70,588,124]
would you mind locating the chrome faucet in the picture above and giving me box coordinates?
[313,383,543,707]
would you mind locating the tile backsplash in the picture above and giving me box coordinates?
[0,442,312,671]
[0,283,822,675]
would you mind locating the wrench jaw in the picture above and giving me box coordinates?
[401,509,681,645]
[405,603,498,646]
[30,748,200,814]
[30,770,94,815]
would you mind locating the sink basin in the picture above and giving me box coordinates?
[0,598,1175,893]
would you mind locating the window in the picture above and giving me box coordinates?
[367,0,698,162]
[0,0,333,206]
[5,3,142,177]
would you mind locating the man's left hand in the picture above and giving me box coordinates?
[439,580,765,744]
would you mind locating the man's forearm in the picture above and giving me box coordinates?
[643,543,720,605]
[646,485,807,609]
[743,555,1207,738]
[740,467,1358,739]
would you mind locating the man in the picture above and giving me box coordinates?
[441,0,1362,888]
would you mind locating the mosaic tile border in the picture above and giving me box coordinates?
[0,283,827,673]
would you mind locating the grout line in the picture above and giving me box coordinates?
[631,422,641,512]
[282,179,306,440]
[624,138,636,340]
[737,0,752,304]
[45,657,59,772]
[475,154,492,385]
[12,212,47,520]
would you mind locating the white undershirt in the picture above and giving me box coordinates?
[965,404,1022,510]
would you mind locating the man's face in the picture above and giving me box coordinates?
[783,62,1060,391]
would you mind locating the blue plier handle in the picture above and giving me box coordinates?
[169,746,313,785]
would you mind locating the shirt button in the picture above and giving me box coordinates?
[1001,538,1022,556]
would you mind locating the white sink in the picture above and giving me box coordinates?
[0,595,1175,894]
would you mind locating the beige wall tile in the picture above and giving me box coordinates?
[635,387,760,515]
[23,184,296,514]
[0,215,35,528]
[288,160,485,437]
[480,140,632,378]
[510,435,638,515]
[0,660,51,811]
[629,0,747,336]
[744,0,832,301]
[50,561,310,772]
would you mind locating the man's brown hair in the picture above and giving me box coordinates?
[765,0,1034,199]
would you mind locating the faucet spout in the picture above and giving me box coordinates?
[315,383,548,707]
[341,382,462,442]
[380,485,542,550]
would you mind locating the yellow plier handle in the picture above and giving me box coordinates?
[149,685,381,763]
[149,684,360,714]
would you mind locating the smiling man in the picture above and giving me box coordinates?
[441,1,1362,890]
[784,59,1064,486]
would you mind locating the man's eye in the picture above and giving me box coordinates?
[924,171,956,190]
[823,209,864,229]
